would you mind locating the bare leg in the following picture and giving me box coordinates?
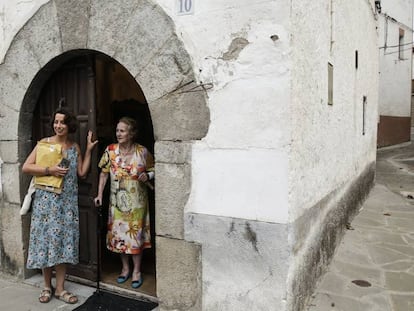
[55,264,78,303]
[54,264,66,294]
[39,267,53,303]
[42,266,53,289]
[120,254,130,277]
[132,253,142,281]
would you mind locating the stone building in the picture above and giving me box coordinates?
[0,1,379,310]
[377,0,413,147]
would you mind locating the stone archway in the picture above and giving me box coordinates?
[0,1,208,309]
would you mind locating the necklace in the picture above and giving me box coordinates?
[119,144,134,157]
[118,144,134,168]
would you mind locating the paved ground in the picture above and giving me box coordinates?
[0,272,160,310]
[0,272,94,311]
[1,143,414,311]
[307,142,414,311]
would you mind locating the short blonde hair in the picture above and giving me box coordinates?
[118,117,138,139]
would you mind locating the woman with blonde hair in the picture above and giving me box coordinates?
[94,117,154,289]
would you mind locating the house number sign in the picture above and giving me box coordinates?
[177,0,194,15]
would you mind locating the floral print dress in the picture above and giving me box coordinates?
[98,143,154,254]
[27,146,79,269]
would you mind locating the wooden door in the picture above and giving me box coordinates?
[33,55,99,281]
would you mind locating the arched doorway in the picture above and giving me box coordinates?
[31,50,156,296]
[0,1,209,308]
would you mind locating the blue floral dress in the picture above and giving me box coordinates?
[27,146,79,269]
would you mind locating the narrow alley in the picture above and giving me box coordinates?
[307,143,414,311]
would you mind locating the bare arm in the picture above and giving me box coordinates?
[77,131,98,178]
[22,146,44,176]
[94,171,109,207]
[22,142,68,177]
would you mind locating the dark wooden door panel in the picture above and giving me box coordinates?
[33,56,98,281]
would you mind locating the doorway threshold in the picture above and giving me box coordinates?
[25,273,158,307]
[24,273,95,300]
[66,274,158,304]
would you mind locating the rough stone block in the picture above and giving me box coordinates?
[0,102,19,141]
[185,213,290,311]
[2,31,41,90]
[136,35,193,102]
[18,138,35,164]
[112,2,175,77]
[154,141,192,164]
[88,0,154,58]
[155,163,190,239]
[55,0,89,51]
[2,164,22,204]
[19,2,61,67]
[149,91,210,141]
[156,236,201,311]
[0,141,18,163]
[1,202,25,275]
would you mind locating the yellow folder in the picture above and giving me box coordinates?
[34,141,64,194]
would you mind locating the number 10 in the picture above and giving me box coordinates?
[178,0,193,15]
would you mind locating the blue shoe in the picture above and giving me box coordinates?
[131,275,143,289]
[116,274,130,284]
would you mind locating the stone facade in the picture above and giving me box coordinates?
[0,1,380,311]
[0,1,208,310]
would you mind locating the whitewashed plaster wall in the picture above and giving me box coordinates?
[1,0,291,225]
[157,0,291,224]
[382,0,413,26]
[290,0,378,221]
[0,2,379,310]
[287,2,378,308]
[0,0,377,245]
[149,1,292,308]
[378,0,413,117]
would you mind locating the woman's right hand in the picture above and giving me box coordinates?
[49,165,69,177]
[94,196,102,207]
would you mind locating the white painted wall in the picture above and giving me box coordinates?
[382,0,412,26]
[0,0,291,224]
[157,0,292,224]
[0,0,379,225]
[290,0,378,220]
[378,0,413,117]
[1,1,380,310]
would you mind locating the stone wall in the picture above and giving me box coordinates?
[0,1,380,310]
[0,2,209,310]
[288,163,375,310]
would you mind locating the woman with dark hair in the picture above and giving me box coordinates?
[94,117,154,289]
[22,107,98,304]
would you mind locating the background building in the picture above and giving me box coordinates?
[377,0,413,147]
[0,1,380,310]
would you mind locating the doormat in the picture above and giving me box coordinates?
[73,291,158,311]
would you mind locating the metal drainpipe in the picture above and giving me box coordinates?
[0,157,3,197]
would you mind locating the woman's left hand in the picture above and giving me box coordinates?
[86,130,99,151]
